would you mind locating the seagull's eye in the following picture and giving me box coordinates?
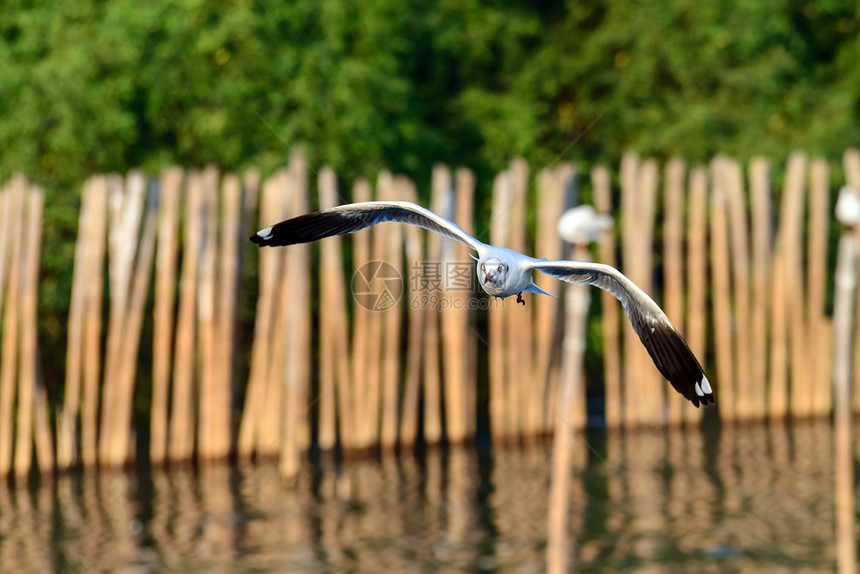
[498,264,503,273]
[481,264,486,273]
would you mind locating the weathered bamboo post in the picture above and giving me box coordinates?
[380,172,404,453]
[59,182,90,469]
[488,170,512,443]
[14,186,50,476]
[749,158,771,420]
[169,172,202,461]
[359,174,386,450]
[237,177,283,458]
[317,167,350,451]
[724,158,752,420]
[150,167,181,464]
[832,184,859,574]
[592,166,622,429]
[684,167,707,426]
[440,166,471,445]
[844,150,860,413]
[535,166,570,433]
[782,151,809,419]
[100,172,145,465]
[508,158,536,440]
[197,168,219,461]
[214,173,241,458]
[399,179,424,450]
[280,151,311,481]
[808,158,831,417]
[81,178,107,467]
[455,167,478,437]
[0,176,25,476]
[107,185,158,468]
[349,179,373,452]
[422,167,446,446]
[663,158,687,426]
[261,170,291,455]
[710,158,736,422]
[620,153,639,428]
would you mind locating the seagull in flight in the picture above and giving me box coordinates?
[251,201,714,407]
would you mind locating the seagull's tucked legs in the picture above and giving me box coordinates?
[516,292,525,306]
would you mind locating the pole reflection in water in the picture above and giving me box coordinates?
[0,422,848,572]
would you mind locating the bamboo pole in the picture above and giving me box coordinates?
[13,186,42,477]
[359,174,386,450]
[399,179,424,450]
[709,159,735,422]
[535,166,570,433]
[29,186,53,475]
[169,172,202,461]
[317,167,349,451]
[684,167,707,426]
[260,170,291,455]
[782,151,809,419]
[488,171,512,443]
[197,168,219,461]
[380,172,403,453]
[214,173,241,458]
[150,167,182,464]
[592,166,622,429]
[620,153,639,428]
[639,160,661,424]
[749,158,771,420]
[808,158,831,417]
[455,168,478,437]
[106,186,158,468]
[100,172,145,464]
[280,151,311,482]
[422,166,446,446]
[723,158,752,420]
[507,158,535,440]
[349,179,373,452]
[237,177,283,458]
[441,165,468,445]
[81,178,107,467]
[663,158,686,426]
[844,149,860,413]
[833,185,858,574]
[0,176,25,476]
[58,181,90,469]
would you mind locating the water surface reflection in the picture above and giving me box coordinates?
[0,422,845,572]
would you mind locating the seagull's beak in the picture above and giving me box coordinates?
[484,272,493,284]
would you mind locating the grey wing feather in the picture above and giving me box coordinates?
[528,260,714,407]
[251,201,485,253]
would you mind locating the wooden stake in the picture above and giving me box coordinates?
[709,158,735,422]
[488,170,512,443]
[808,158,831,417]
[81,178,107,467]
[380,172,403,453]
[663,158,686,426]
[749,158,772,420]
[150,167,182,464]
[196,168,219,461]
[0,176,25,476]
[592,166,622,429]
[684,167,707,426]
[422,166,446,446]
[349,179,373,452]
[169,172,202,461]
[399,179,424,450]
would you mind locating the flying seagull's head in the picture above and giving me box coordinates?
[479,257,509,289]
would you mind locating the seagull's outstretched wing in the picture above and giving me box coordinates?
[527,260,714,408]
[251,201,485,253]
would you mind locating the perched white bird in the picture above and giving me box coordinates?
[557,204,613,245]
[251,201,714,407]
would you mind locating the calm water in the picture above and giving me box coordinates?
[0,421,848,572]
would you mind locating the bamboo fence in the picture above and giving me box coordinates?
[0,148,858,478]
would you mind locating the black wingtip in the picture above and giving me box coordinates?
[249,233,263,245]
